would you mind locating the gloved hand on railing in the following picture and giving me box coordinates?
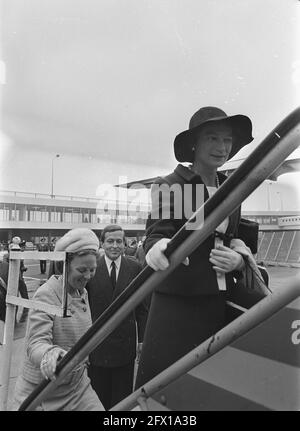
[40,347,67,380]
[145,238,189,271]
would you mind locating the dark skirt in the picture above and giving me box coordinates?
[135,291,226,389]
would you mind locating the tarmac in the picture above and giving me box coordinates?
[0,263,299,411]
[0,322,27,411]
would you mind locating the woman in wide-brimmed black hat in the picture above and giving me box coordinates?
[135,106,254,388]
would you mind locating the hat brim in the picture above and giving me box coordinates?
[174,114,253,163]
[54,228,99,253]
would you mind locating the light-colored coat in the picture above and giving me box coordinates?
[13,275,103,411]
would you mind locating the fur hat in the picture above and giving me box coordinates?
[54,228,99,253]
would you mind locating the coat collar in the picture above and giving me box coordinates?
[174,163,227,185]
[115,256,130,293]
[104,254,121,272]
[97,255,131,298]
[172,164,237,236]
[48,275,88,305]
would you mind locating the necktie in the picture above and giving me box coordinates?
[110,261,116,290]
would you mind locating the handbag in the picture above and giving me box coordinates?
[225,240,272,323]
[237,218,259,254]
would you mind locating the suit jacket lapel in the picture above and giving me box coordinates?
[114,256,130,297]
[98,256,114,300]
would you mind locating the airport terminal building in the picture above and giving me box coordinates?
[0,189,299,267]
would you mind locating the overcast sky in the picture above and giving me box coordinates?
[0,0,299,209]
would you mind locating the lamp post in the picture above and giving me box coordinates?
[51,154,60,197]
[267,181,272,210]
[276,191,283,211]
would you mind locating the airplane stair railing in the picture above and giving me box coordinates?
[19,106,300,411]
[112,275,300,411]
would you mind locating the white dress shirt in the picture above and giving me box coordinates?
[104,255,121,281]
[207,186,229,291]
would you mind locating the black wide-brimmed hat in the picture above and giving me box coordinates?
[174,106,253,163]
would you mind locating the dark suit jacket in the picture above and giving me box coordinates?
[86,255,148,368]
[144,164,241,297]
[0,261,28,321]
[37,243,49,263]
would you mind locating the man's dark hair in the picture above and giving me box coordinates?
[100,224,125,243]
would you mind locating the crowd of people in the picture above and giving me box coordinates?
[1,105,270,411]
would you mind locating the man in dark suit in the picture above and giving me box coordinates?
[37,238,49,274]
[86,224,148,410]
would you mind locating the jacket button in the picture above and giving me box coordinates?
[82,307,87,312]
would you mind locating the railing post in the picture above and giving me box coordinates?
[0,258,20,411]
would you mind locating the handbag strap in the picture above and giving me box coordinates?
[0,276,7,291]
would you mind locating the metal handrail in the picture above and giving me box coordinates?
[19,107,300,411]
[112,275,300,410]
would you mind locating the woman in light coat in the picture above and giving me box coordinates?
[13,228,105,411]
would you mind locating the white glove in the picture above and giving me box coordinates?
[146,238,189,271]
[40,347,67,380]
[146,238,170,271]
